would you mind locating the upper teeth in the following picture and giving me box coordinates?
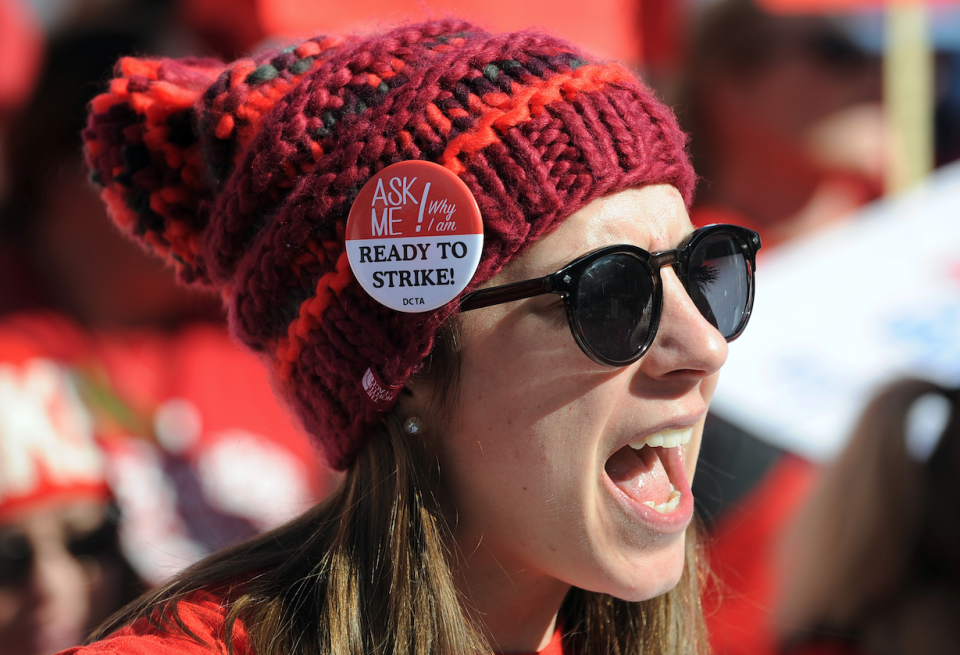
[628,427,693,450]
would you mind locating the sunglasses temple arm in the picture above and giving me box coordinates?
[459,278,552,312]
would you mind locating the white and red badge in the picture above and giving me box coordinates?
[345,161,483,313]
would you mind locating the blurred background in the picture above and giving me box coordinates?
[0,0,958,653]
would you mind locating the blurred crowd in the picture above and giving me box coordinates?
[0,0,958,653]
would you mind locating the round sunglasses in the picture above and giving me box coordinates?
[459,224,761,366]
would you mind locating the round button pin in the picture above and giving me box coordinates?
[345,161,484,313]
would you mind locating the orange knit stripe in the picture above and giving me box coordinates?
[151,80,198,107]
[275,251,353,380]
[119,57,161,79]
[230,61,258,88]
[215,114,235,139]
[426,103,452,137]
[318,35,346,53]
[89,91,120,115]
[295,41,322,58]
[440,63,633,174]
[109,78,129,96]
[222,57,326,153]
[166,220,200,263]
[128,92,153,114]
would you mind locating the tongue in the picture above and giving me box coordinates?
[605,446,672,505]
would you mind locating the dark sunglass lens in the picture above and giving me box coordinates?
[687,234,749,338]
[67,519,120,559]
[0,528,32,586]
[576,254,655,362]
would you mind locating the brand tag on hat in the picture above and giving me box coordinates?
[346,161,483,313]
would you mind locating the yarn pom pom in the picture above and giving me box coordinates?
[84,57,225,283]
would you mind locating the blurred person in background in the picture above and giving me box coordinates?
[0,2,336,640]
[0,329,144,655]
[0,305,331,651]
[681,0,884,250]
[678,7,960,655]
[677,2,884,653]
[778,379,960,655]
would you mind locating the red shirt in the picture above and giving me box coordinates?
[59,589,568,655]
[58,589,254,655]
[703,455,819,655]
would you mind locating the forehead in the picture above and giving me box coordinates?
[507,185,692,281]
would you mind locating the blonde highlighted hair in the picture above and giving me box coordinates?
[91,330,710,655]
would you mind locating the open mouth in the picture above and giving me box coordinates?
[604,427,692,515]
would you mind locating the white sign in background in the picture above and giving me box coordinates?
[711,161,960,462]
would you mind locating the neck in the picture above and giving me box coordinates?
[453,543,570,653]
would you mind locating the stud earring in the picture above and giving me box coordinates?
[404,416,424,436]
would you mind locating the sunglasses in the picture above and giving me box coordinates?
[459,224,760,366]
[0,509,121,587]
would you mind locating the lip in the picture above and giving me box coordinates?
[604,413,705,459]
[601,415,703,532]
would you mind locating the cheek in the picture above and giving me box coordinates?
[0,587,21,627]
[684,372,721,481]
[45,553,92,610]
[86,558,126,628]
[441,316,609,523]
[453,314,549,434]
[454,305,619,427]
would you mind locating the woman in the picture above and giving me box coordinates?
[68,19,759,655]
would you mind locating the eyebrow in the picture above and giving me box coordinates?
[542,251,581,277]
[509,250,579,283]
[523,231,692,280]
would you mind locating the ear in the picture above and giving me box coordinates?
[397,320,463,443]
[396,376,449,450]
[398,377,433,422]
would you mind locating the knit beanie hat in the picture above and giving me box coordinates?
[83,19,695,470]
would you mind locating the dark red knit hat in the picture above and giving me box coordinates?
[83,20,695,470]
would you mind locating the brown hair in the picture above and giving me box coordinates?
[90,328,710,655]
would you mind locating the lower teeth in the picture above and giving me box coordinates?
[642,483,680,514]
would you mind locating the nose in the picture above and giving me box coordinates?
[637,265,728,385]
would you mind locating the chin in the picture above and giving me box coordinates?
[580,529,689,603]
